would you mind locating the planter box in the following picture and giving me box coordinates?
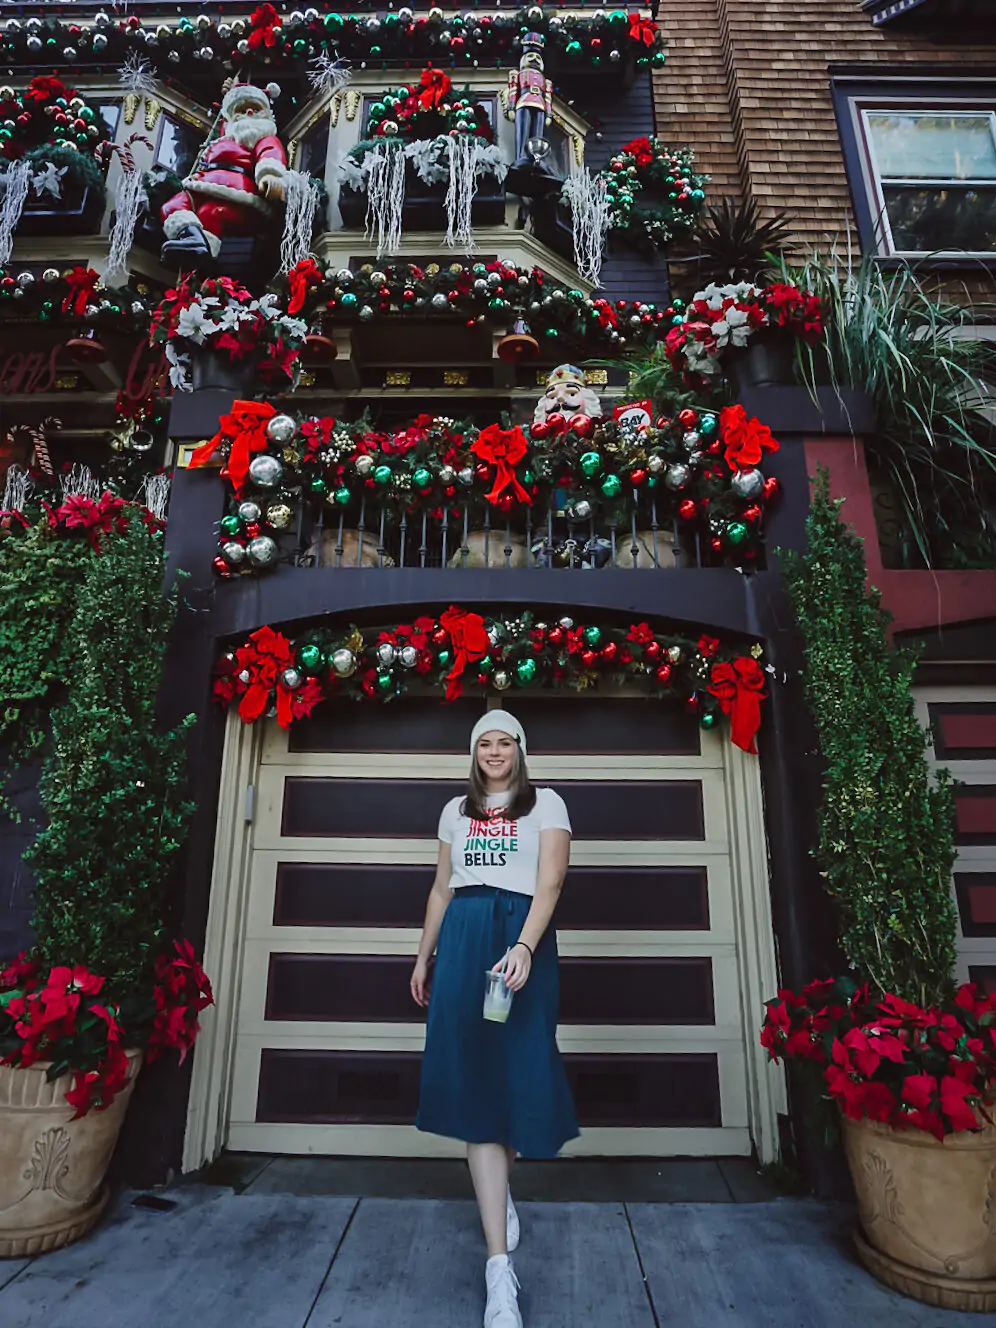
[0,1051,142,1258]
[338,166,505,232]
[21,184,104,237]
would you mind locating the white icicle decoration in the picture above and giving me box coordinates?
[280,170,321,274]
[308,53,352,99]
[105,134,153,287]
[364,142,406,259]
[2,463,31,514]
[562,168,611,288]
[119,51,158,97]
[62,464,102,502]
[141,472,171,522]
[444,134,479,250]
[0,159,32,266]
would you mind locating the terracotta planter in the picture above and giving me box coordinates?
[842,1114,996,1312]
[0,1050,142,1258]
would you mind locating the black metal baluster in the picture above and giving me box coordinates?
[356,494,367,567]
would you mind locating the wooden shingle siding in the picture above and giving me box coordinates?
[652,0,996,254]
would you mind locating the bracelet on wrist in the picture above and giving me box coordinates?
[514,940,533,960]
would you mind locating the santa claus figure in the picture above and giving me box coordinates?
[161,82,288,262]
[533,364,603,426]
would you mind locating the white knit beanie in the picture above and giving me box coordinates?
[470,709,527,757]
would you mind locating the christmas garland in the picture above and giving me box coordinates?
[0,76,107,164]
[198,400,781,577]
[288,258,673,352]
[364,68,494,144]
[0,264,154,329]
[0,8,665,80]
[602,137,707,252]
[213,608,767,752]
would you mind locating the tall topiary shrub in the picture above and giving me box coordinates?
[25,511,193,990]
[781,471,957,1006]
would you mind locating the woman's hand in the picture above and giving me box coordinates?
[496,942,532,992]
[411,956,431,1008]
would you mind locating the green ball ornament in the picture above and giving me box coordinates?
[220,514,242,538]
[700,710,718,730]
[309,477,329,497]
[583,625,602,648]
[579,451,602,478]
[373,465,392,485]
[699,414,718,436]
[726,521,749,547]
[413,466,433,489]
[375,669,394,694]
[333,486,352,506]
[515,656,538,687]
[437,649,452,667]
[340,292,358,309]
[600,474,622,499]
[478,654,494,674]
[565,39,582,55]
[298,643,324,672]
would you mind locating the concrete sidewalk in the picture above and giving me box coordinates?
[0,1177,986,1328]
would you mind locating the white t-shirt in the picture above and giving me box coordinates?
[438,788,572,897]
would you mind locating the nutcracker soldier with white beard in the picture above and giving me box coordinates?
[161,82,288,262]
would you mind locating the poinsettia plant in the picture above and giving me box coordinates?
[149,275,306,391]
[0,942,213,1117]
[665,280,823,381]
[762,976,996,1140]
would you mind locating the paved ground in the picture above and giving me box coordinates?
[0,1159,985,1328]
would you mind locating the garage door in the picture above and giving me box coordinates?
[222,693,781,1158]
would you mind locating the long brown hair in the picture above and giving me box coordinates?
[461,738,537,822]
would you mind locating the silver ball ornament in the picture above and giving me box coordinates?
[265,502,294,531]
[665,463,690,490]
[247,535,279,569]
[354,454,374,477]
[331,647,357,677]
[399,644,418,669]
[221,541,247,567]
[647,454,665,475]
[248,455,284,490]
[377,642,397,666]
[492,668,511,692]
[457,466,475,488]
[683,430,701,451]
[280,667,303,691]
[266,413,297,445]
[237,500,262,524]
[731,467,765,500]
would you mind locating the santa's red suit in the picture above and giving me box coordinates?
[162,84,287,259]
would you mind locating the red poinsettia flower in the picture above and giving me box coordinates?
[621,135,655,167]
[24,75,73,105]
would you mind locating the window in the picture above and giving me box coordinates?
[834,81,996,261]
[155,114,203,178]
[299,115,330,178]
[862,109,996,255]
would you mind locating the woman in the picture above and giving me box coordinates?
[411,710,578,1328]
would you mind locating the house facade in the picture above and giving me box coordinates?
[0,0,994,1187]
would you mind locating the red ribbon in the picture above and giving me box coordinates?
[287,257,322,316]
[236,626,295,727]
[418,67,452,109]
[439,606,490,702]
[61,267,100,319]
[708,658,766,754]
[471,424,532,507]
[189,400,277,499]
[628,13,658,47]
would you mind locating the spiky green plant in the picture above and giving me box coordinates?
[787,248,996,568]
[692,197,795,285]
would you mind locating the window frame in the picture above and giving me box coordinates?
[833,78,996,266]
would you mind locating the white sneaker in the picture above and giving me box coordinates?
[484,1254,522,1328]
[506,1185,519,1253]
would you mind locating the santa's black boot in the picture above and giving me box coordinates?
[161,222,213,262]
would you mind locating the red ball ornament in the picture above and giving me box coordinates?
[403,287,415,300]
[581,649,598,669]
[655,416,671,429]
[568,413,594,438]
[678,408,697,427]
[710,536,724,553]
[601,640,619,663]
[474,463,490,484]
[762,476,782,503]
[546,412,569,436]
[548,626,564,647]
[530,421,550,440]
[450,35,465,50]
[630,468,648,487]
[655,664,673,686]
[678,499,698,522]
[644,640,661,662]
[245,522,260,538]
[742,504,762,524]
[707,440,721,455]
[495,492,515,514]
[591,37,602,50]
[431,627,449,646]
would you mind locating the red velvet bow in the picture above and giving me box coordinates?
[708,657,766,754]
[287,257,322,316]
[248,3,282,50]
[236,626,295,727]
[189,399,277,498]
[61,267,100,319]
[471,424,532,507]
[628,13,658,47]
[419,67,452,109]
[439,606,490,702]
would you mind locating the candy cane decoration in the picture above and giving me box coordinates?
[104,133,153,286]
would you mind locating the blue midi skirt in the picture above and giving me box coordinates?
[416,885,580,1158]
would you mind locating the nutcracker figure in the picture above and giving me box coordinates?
[161,82,288,262]
[508,33,553,170]
[532,364,603,426]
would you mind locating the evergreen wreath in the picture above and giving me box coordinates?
[602,137,706,252]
